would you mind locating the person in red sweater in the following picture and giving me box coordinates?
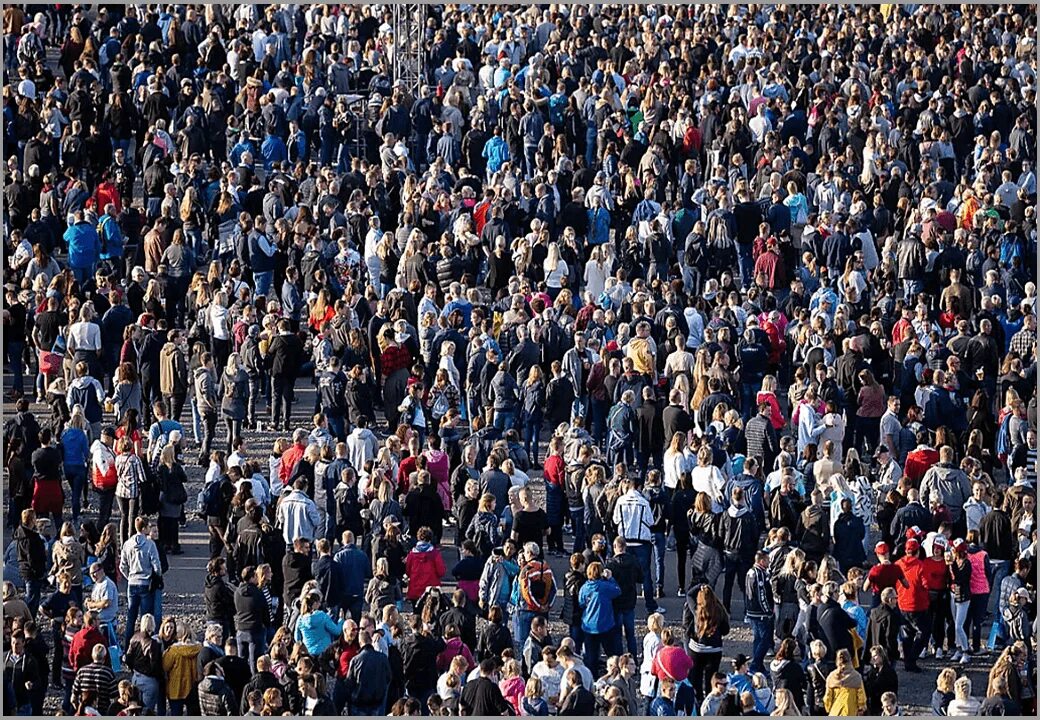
[903,430,939,486]
[862,542,908,607]
[542,437,567,554]
[921,537,954,659]
[69,610,108,673]
[278,429,308,490]
[895,538,929,672]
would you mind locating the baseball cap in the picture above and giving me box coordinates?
[905,538,921,554]
[906,526,922,539]
[952,538,967,552]
[874,542,889,556]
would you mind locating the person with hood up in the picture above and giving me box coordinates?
[822,648,867,716]
[720,486,758,613]
[193,351,219,466]
[276,477,321,544]
[404,526,446,603]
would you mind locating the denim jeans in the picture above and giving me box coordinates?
[66,465,87,523]
[132,671,160,712]
[24,578,43,616]
[951,597,971,651]
[191,397,202,443]
[237,628,268,670]
[652,531,667,591]
[614,608,637,655]
[570,508,586,553]
[515,609,538,651]
[523,409,543,464]
[748,616,774,673]
[493,408,516,432]
[7,340,25,395]
[629,543,658,612]
[125,583,155,648]
[987,560,1010,612]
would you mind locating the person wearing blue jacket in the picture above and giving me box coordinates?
[60,412,90,525]
[333,531,370,622]
[293,593,344,657]
[578,561,621,676]
[588,200,611,246]
[482,128,509,179]
[63,210,100,284]
[97,204,124,267]
[260,132,288,170]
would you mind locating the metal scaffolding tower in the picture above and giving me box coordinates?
[392,3,427,94]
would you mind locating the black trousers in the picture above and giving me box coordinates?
[199,411,218,462]
[271,375,293,427]
[164,393,187,425]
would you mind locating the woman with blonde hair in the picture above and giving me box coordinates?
[52,521,86,603]
[544,242,569,298]
[823,648,866,716]
[639,612,667,702]
[162,620,201,715]
[220,352,249,451]
[772,687,802,716]
[757,374,786,430]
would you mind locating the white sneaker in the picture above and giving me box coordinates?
[959,653,971,664]
[950,650,961,662]
[934,648,944,660]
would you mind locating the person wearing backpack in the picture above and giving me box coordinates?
[511,543,557,651]
[466,494,501,561]
[67,361,106,442]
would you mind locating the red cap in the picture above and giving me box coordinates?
[952,538,967,552]
[874,542,889,556]
[905,538,921,554]
[905,526,921,539]
[137,313,154,327]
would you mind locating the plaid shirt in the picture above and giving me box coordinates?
[1009,327,1035,358]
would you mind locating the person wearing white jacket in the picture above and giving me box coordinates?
[277,477,322,544]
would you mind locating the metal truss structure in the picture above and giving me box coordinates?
[391,3,427,94]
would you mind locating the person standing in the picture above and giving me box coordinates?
[894,537,929,672]
[114,437,145,544]
[267,319,303,432]
[118,516,162,649]
[193,352,219,466]
[744,551,775,674]
[612,477,661,615]
[13,508,46,616]
[220,352,249,452]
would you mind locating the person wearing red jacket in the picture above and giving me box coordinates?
[903,431,939,486]
[69,610,108,673]
[404,526,446,601]
[894,538,929,672]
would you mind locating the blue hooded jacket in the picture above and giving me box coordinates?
[578,577,621,634]
[64,220,100,270]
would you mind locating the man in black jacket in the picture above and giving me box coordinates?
[267,318,303,431]
[14,509,46,616]
[238,655,281,715]
[233,566,270,670]
[282,537,313,613]
[399,615,445,704]
[745,402,780,470]
[865,587,902,663]
[204,558,236,636]
[661,389,693,442]
[343,630,393,714]
[439,588,478,651]
[817,581,857,661]
[744,551,775,674]
[605,537,642,657]
[460,658,515,716]
[214,639,250,711]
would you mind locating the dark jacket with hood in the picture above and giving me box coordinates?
[720,503,758,562]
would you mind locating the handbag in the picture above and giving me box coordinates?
[39,350,63,375]
[149,570,164,592]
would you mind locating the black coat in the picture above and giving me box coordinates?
[865,604,902,662]
[862,662,899,715]
[769,658,807,711]
[817,599,856,660]
[399,633,445,695]
[204,572,236,625]
[282,550,313,608]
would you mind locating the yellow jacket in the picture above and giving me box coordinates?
[823,684,867,716]
[162,642,201,700]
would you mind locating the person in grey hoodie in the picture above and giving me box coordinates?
[118,516,162,649]
[194,351,219,465]
[919,445,972,535]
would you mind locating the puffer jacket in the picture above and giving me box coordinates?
[404,543,446,601]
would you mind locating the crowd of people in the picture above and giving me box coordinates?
[3,2,1039,717]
